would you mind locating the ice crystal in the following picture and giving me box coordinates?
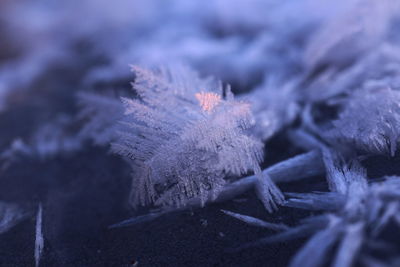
[243,151,400,267]
[35,204,43,267]
[77,92,124,145]
[112,65,283,210]
[244,78,299,141]
[304,0,397,73]
[331,88,400,156]
[0,202,30,234]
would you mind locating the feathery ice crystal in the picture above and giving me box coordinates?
[111,65,283,210]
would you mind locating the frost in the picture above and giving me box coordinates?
[112,65,282,210]
[3,0,400,265]
[333,221,364,267]
[35,204,43,267]
[1,115,84,165]
[257,154,400,267]
[82,0,324,90]
[30,115,83,158]
[289,216,342,267]
[110,150,324,227]
[304,0,398,73]
[289,178,400,267]
[109,209,169,229]
[284,192,345,211]
[0,202,30,234]
[243,78,299,141]
[77,92,124,145]
[221,209,288,231]
[331,88,400,156]
[0,139,32,171]
[321,149,367,195]
[305,44,400,102]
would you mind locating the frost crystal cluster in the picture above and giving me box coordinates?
[112,66,283,210]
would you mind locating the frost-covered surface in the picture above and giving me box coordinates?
[2,0,400,265]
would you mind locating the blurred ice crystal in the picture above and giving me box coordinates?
[245,78,299,141]
[331,88,400,156]
[0,202,30,234]
[304,0,398,73]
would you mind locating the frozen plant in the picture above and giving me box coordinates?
[111,65,283,210]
